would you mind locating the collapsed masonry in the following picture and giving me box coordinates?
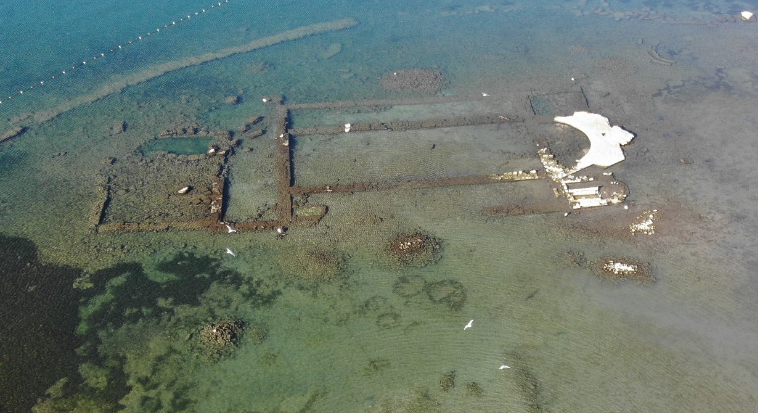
[91,91,636,234]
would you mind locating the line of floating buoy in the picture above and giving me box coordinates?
[0,0,233,105]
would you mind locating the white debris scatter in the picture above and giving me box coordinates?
[630,209,658,235]
[567,187,599,197]
[538,147,628,209]
[602,260,639,275]
[489,170,539,181]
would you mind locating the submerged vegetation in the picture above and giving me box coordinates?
[277,247,348,283]
[0,237,83,413]
[386,232,442,268]
[32,251,280,413]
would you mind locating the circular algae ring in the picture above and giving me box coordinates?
[425,279,467,311]
[392,275,426,298]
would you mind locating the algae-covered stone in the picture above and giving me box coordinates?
[386,232,442,268]
[196,319,244,361]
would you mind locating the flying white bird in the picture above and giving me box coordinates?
[464,320,473,330]
[225,224,237,233]
[225,248,236,257]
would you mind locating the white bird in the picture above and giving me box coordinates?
[225,248,236,257]
[481,93,489,97]
[225,224,237,233]
[499,365,511,370]
[463,319,473,330]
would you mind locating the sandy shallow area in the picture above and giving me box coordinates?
[1,1,757,412]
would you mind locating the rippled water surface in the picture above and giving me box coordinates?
[2,1,758,412]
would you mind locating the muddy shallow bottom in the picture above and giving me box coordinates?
[1,0,757,412]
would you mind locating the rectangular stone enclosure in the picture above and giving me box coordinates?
[92,89,602,233]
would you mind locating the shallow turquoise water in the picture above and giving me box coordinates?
[2,1,758,412]
[141,137,214,155]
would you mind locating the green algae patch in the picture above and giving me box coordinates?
[35,251,281,413]
[0,236,83,413]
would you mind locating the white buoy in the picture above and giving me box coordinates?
[1,0,238,103]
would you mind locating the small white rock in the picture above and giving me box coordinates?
[741,11,754,20]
